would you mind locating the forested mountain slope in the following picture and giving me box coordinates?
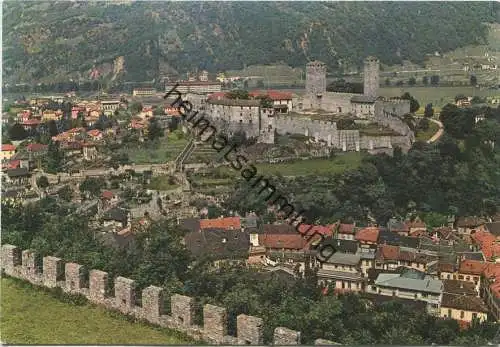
[3,1,499,83]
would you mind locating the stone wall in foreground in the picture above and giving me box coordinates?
[1,244,338,346]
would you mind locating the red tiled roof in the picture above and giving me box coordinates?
[297,224,334,238]
[483,262,500,280]
[439,262,455,273]
[459,259,486,276]
[1,144,16,152]
[249,90,293,101]
[377,244,400,261]
[22,119,40,126]
[471,230,500,259]
[207,92,227,100]
[26,143,48,152]
[102,190,114,200]
[338,223,356,234]
[7,160,20,169]
[87,129,102,137]
[258,233,307,250]
[200,217,241,230]
[355,227,379,243]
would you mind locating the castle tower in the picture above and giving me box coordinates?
[305,61,327,109]
[363,56,380,98]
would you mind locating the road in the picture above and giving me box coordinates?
[427,116,444,144]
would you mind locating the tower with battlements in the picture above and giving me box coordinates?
[363,56,380,98]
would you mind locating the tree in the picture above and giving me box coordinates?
[36,175,50,189]
[401,92,420,113]
[385,78,391,86]
[8,123,28,141]
[226,89,249,99]
[48,120,59,137]
[424,103,434,118]
[44,141,63,174]
[79,177,105,198]
[470,75,477,86]
[418,117,430,131]
[58,185,73,202]
[396,80,404,86]
[430,75,440,86]
[148,118,163,141]
[408,77,416,86]
[110,152,129,169]
[129,102,143,114]
[153,106,164,116]
[422,76,429,85]
[256,96,273,108]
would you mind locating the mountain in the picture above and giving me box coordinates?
[3,1,499,84]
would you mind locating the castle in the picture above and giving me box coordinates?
[186,57,415,153]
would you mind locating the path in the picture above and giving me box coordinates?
[427,115,444,144]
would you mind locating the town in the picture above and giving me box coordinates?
[2,1,500,345]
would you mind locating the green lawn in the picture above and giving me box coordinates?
[147,175,180,191]
[255,152,364,176]
[128,133,188,164]
[415,121,439,142]
[199,152,365,178]
[1,278,192,344]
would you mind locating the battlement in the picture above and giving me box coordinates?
[2,244,313,345]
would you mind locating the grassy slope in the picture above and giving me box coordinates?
[415,121,439,142]
[1,278,191,345]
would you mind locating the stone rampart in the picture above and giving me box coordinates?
[1,244,305,345]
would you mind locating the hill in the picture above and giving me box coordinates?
[3,1,499,84]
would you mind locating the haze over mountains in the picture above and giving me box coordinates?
[3,1,499,84]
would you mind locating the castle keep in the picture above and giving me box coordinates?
[2,244,334,345]
[187,56,414,153]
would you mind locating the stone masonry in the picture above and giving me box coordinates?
[274,327,302,345]
[1,244,336,345]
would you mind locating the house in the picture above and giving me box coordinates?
[60,141,83,157]
[375,244,436,272]
[481,263,500,321]
[317,248,365,292]
[387,218,409,236]
[485,222,500,237]
[102,207,130,231]
[101,190,119,207]
[355,227,380,246]
[41,110,61,122]
[471,230,500,262]
[184,228,250,267]
[456,217,487,235]
[367,267,443,315]
[87,129,103,141]
[258,230,310,273]
[200,216,241,230]
[458,259,485,292]
[4,167,31,185]
[248,90,294,113]
[440,292,488,323]
[21,119,41,130]
[26,143,48,158]
[442,279,478,296]
[336,223,356,240]
[377,229,420,249]
[406,217,427,236]
[101,100,120,115]
[133,88,156,96]
[1,144,16,161]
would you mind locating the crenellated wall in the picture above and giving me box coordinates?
[1,244,310,345]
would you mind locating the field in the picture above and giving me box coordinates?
[128,131,188,164]
[0,278,192,344]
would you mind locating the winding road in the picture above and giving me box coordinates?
[426,116,444,144]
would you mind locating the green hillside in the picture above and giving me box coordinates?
[2,1,499,84]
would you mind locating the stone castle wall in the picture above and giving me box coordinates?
[1,244,338,346]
